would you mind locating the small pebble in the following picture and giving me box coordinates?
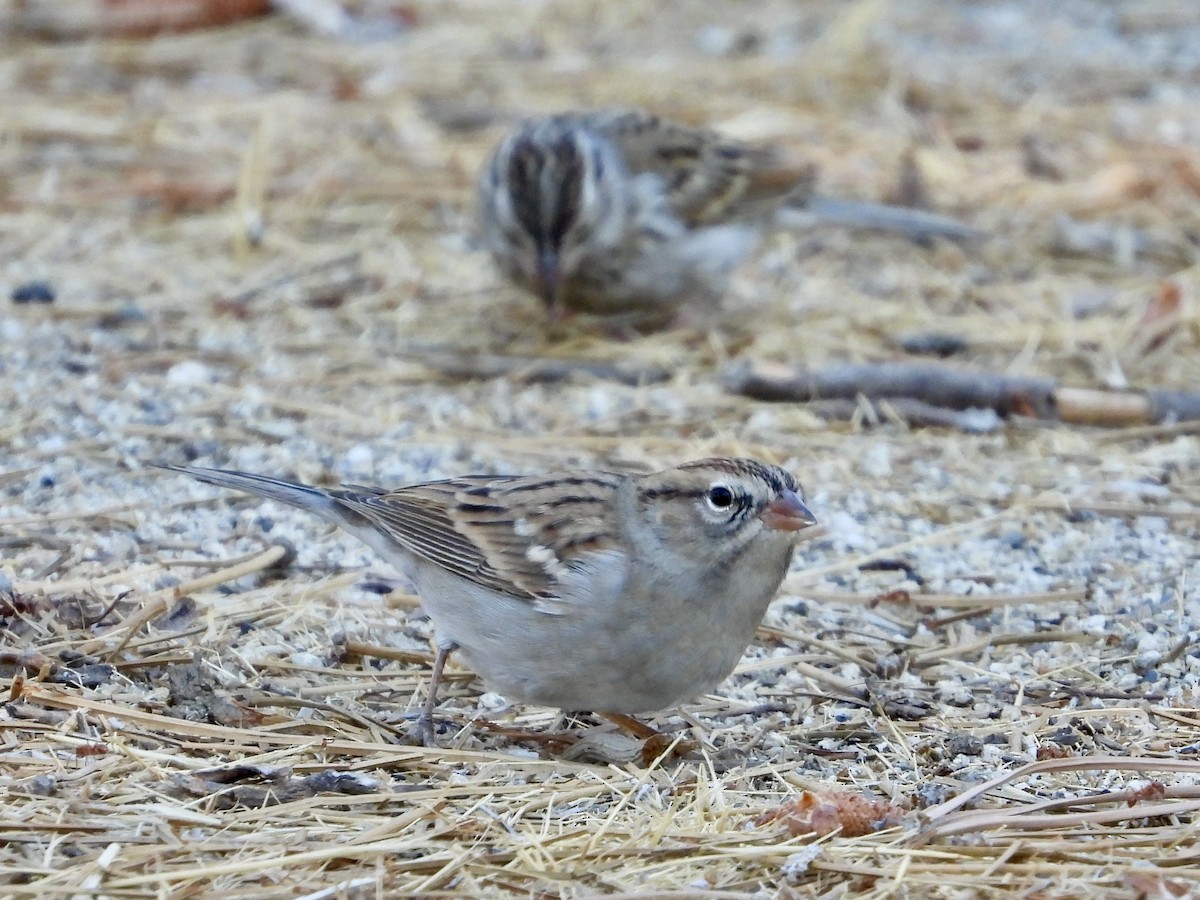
[166,360,215,386]
[25,774,58,796]
[695,25,737,56]
[862,443,892,479]
[944,734,984,757]
[97,304,147,329]
[343,444,375,472]
[476,692,508,710]
[780,846,823,880]
[999,529,1026,549]
[358,580,395,595]
[11,280,55,304]
[899,332,969,357]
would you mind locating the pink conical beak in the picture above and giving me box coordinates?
[761,490,817,532]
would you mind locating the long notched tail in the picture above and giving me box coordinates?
[153,463,341,520]
[789,195,985,243]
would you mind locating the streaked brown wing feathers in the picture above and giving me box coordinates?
[580,109,814,225]
[332,480,505,590]
[331,474,621,602]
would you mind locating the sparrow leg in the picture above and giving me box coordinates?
[562,713,698,765]
[413,641,457,747]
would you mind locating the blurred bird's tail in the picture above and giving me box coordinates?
[783,195,984,243]
[153,463,338,519]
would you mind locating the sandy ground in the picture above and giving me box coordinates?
[3,0,1200,896]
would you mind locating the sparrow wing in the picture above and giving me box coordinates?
[577,109,816,225]
[331,472,623,607]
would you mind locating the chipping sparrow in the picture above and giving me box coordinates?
[478,109,980,324]
[157,457,816,745]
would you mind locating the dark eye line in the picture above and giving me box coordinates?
[640,486,748,506]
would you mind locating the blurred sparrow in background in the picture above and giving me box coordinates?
[158,457,817,746]
[478,109,980,326]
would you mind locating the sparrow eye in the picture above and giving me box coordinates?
[706,485,735,510]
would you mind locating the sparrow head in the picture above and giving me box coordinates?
[479,116,628,313]
[633,457,816,567]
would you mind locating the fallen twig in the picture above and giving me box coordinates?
[911,630,1095,666]
[8,0,272,39]
[922,756,1200,823]
[724,360,1200,428]
[415,351,670,386]
[914,756,1200,845]
[807,397,1003,432]
[798,588,1089,611]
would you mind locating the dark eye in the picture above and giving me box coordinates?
[706,485,735,509]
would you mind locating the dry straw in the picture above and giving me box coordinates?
[3,0,1200,896]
